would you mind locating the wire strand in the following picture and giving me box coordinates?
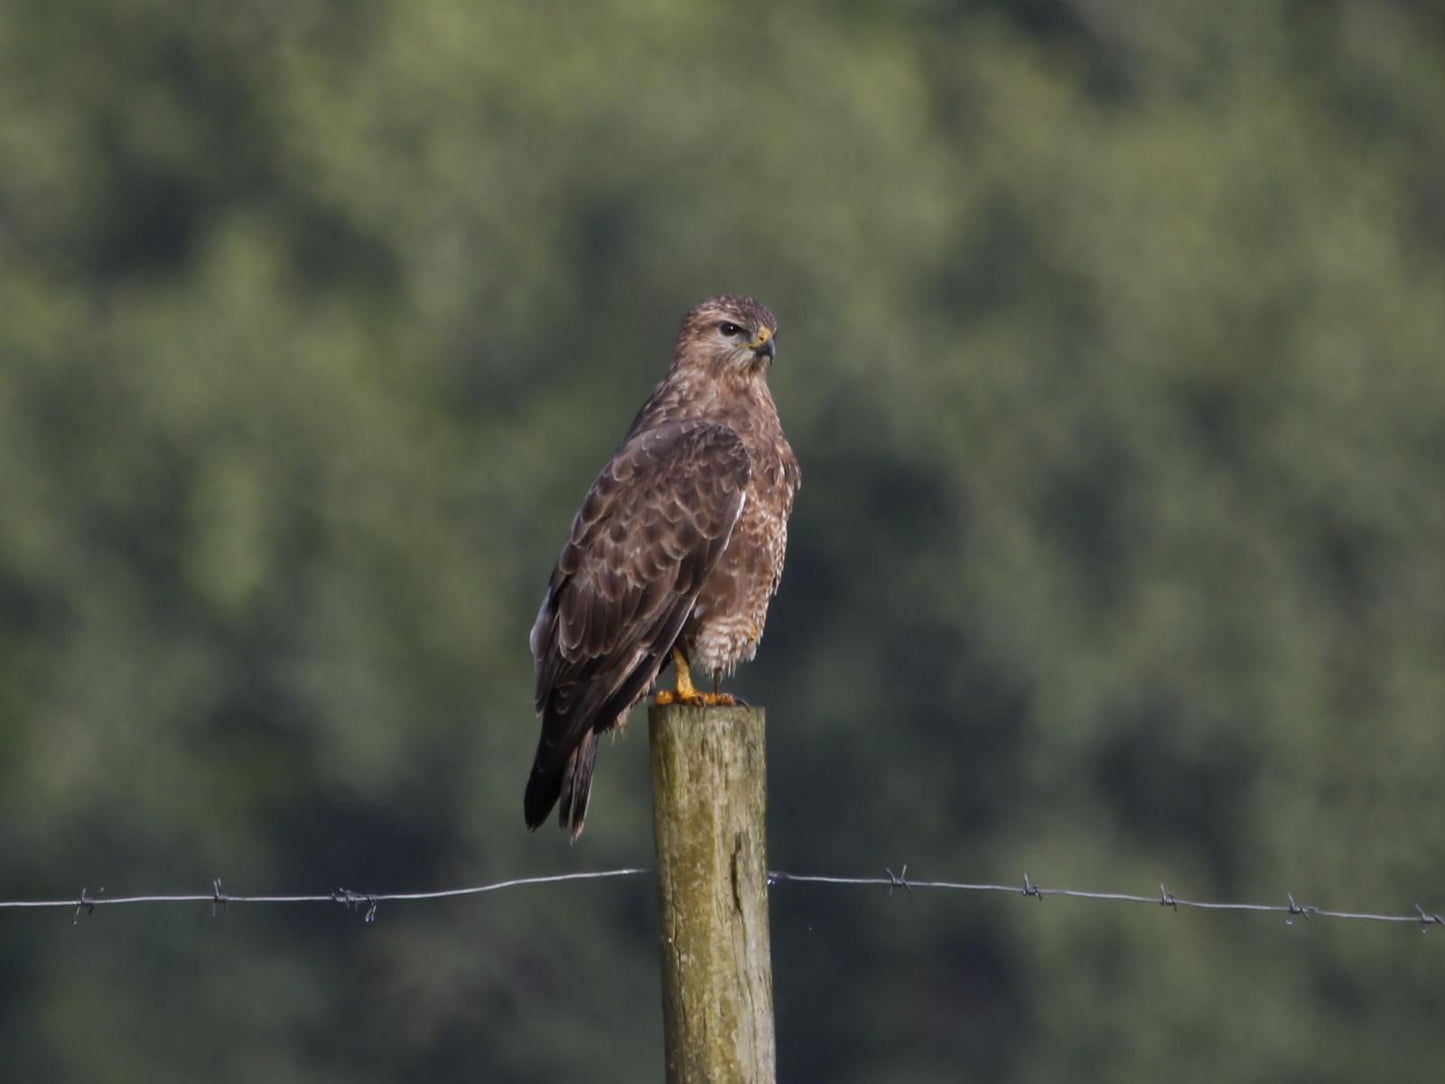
[2,867,1439,929]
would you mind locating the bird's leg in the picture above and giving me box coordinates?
[711,670,746,707]
[654,646,735,707]
[653,646,698,706]
[697,661,737,706]
[675,648,700,701]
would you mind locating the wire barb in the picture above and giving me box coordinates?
[1285,892,1315,924]
[1021,872,1042,900]
[73,887,97,925]
[1415,904,1442,931]
[884,865,912,895]
[332,888,379,923]
[1159,883,1177,911]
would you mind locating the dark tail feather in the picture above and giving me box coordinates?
[523,730,599,840]
[558,731,598,840]
[523,752,562,831]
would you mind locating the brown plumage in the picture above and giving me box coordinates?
[525,295,801,838]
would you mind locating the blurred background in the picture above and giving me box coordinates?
[3,0,1444,1080]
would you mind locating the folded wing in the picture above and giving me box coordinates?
[525,419,751,835]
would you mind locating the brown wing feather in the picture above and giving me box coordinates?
[525,419,751,835]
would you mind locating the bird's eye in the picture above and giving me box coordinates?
[718,321,742,337]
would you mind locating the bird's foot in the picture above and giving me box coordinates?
[653,690,738,708]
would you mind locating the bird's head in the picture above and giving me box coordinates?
[673,295,779,382]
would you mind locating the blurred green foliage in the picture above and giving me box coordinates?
[3,1,1444,1080]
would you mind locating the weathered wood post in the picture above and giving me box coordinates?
[649,703,776,1084]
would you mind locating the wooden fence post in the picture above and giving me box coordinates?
[649,703,776,1084]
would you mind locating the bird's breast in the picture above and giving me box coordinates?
[684,468,793,676]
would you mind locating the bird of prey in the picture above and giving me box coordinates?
[525,295,801,838]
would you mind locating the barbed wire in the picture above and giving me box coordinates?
[1,866,1439,930]
[767,867,1444,928]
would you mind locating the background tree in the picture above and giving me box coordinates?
[2,1,1443,1080]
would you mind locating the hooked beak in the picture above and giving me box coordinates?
[749,326,775,361]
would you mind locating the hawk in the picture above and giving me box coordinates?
[525,295,801,838]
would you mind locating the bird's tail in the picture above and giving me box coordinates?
[523,730,598,840]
